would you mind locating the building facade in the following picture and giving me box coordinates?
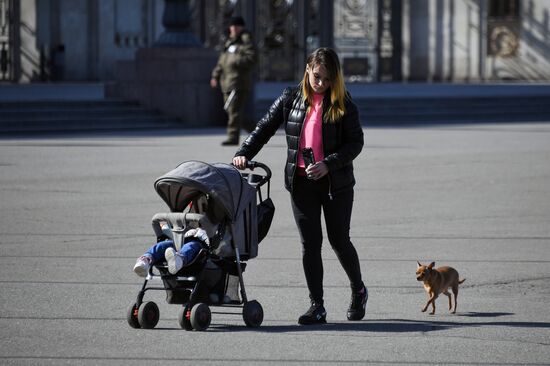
[1,0,549,84]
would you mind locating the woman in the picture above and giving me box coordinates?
[233,47,367,325]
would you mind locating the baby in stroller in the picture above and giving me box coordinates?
[133,226,209,277]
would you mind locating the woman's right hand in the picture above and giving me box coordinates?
[232,156,248,170]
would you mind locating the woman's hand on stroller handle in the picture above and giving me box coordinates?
[232,158,272,186]
[232,156,248,170]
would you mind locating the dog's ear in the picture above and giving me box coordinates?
[428,262,435,269]
[417,261,422,267]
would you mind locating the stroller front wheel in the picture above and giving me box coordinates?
[178,304,194,331]
[138,301,160,329]
[127,302,141,329]
[243,300,263,327]
[190,303,211,331]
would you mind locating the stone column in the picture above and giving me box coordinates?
[107,0,225,126]
[154,0,201,47]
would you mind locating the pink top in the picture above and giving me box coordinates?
[297,93,325,168]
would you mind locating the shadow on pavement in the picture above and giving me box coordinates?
[207,313,550,333]
[208,321,449,333]
[460,311,514,317]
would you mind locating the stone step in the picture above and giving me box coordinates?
[362,113,550,126]
[0,108,160,120]
[0,99,182,134]
[0,116,182,133]
[356,95,550,104]
[254,95,550,124]
[0,100,136,108]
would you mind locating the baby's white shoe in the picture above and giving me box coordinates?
[133,256,151,277]
[165,247,183,274]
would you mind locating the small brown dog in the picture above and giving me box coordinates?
[416,261,465,314]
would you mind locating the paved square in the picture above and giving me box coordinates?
[1,123,549,365]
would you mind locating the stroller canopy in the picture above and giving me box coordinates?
[154,161,256,222]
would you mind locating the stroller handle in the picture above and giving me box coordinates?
[245,161,272,187]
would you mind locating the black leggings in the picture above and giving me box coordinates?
[291,175,364,304]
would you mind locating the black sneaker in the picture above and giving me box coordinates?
[347,286,368,321]
[298,302,327,325]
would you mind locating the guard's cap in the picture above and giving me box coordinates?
[229,16,245,27]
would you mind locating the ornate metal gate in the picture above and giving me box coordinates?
[199,0,309,81]
[255,0,301,81]
[200,0,381,82]
[0,0,14,81]
[334,0,378,82]
[254,0,379,82]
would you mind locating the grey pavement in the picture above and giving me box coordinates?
[1,121,549,365]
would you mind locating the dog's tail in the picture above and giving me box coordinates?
[459,278,466,284]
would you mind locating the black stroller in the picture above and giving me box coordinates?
[127,160,274,331]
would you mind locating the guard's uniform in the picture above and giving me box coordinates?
[211,30,257,143]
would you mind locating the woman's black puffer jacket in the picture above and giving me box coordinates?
[235,86,364,196]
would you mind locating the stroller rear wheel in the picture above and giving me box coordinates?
[178,304,194,331]
[243,300,263,327]
[127,302,141,329]
[138,301,160,329]
[190,303,211,331]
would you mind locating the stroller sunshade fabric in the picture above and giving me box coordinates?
[154,161,256,222]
